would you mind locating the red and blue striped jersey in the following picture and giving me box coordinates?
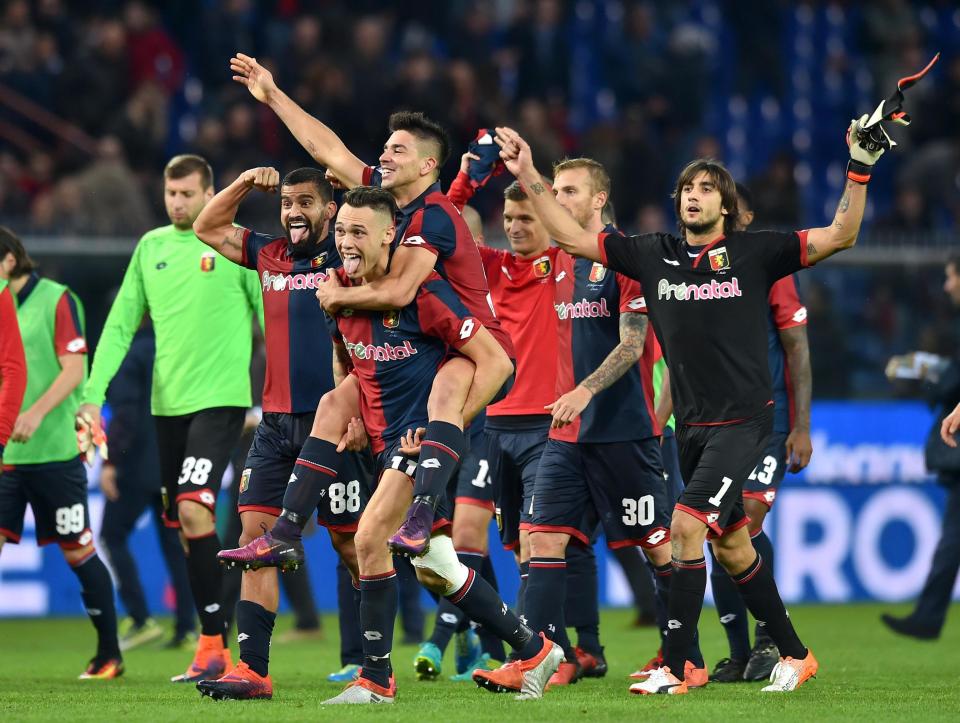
[767,275,807,433]
[362,167,513,359]
[329,270,481,453]
[550,234,659,444]
[241,229,340,414]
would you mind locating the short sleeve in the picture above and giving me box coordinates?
[417,278,481,349]
[324,311,343,343]
[755,229,810,281]
[768,275,807,329]
[401,206,457,259]
[598,231,654,281]
[54,292,87,355]
[241,228,274,270]
[616,273,647,314]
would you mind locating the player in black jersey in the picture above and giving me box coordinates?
[493,113,894,694]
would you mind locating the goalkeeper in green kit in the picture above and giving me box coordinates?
[79,155,263,683]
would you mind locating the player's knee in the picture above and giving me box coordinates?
[312,390,350,438]
[670,508,704,544]
[529,531,567,559]
[63,542,96,566]
[427,366,472,419]
[331,532,359,575]
[353,524,386,570]
[452,515,489,551]
[177,500,214,536]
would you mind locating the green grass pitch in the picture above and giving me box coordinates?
[1,604,958,721]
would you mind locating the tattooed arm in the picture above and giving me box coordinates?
[803,179,867,264]
[546,312,648,428]
[193,167,280,264]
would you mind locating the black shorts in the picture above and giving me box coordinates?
[453,430,495,514]
[742,431,788,509]
[238,412,375,533]
[0,458,93,548]
[376,437,452,533]
[530,438,671,550]
[486,416,550,550]
[675,407,773,538]
[156,407,246,527]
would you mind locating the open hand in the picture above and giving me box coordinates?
[230,53,278,103]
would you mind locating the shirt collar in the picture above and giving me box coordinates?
[399,181,441,219]
[16,272,40,305]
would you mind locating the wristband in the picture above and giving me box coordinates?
[846,160,872,184]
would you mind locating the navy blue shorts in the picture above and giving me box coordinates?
[453,427,495,514]
[742,431,788,509]
[377,437,452,533]
[675,407,773,539]
[530,438,671,550]
[485,416,550,550]
[0,458,93,548]
[238,412,374,533]
[660,427,684,502]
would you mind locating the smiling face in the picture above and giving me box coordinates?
[334,203,395,281]
[378,129,436,192]
[503,198,550,257]
[678,170,727,236]
[280,181,335,256]
[164,171,212,230]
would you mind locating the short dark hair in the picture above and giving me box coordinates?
[0,226,36,277]
[282,167,334,203]
[503,180,528,202]
[735,182,753,213]
[671,159,740,235]
[388,111,451,170]
[164,154,214,189]
[342,186,399,220]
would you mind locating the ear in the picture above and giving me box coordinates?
[325,200,338,220]
[420,156,438,177]
[594,190,608,211]
[384,224,396,246]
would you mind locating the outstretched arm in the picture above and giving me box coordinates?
[547,312,648,428]
[194,167,279,264]
[494,126,601,261]
[805,115,893,264]
[230,53,368,187]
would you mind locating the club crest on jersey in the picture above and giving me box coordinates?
[239,468,251,494]
[382,310,400,329]
[533,256,551,278]
[708,247,730,272]
[310,252,328,268]
[200,252,216,272]
[588,263,607,283]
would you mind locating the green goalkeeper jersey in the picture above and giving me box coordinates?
[652,356,675,432]
[83,225,263,416]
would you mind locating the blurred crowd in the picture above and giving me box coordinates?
[0,0,959,398]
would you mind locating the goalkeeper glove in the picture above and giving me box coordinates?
[76,412,108,466]
[845,114,895,183]
[466,129,505,189]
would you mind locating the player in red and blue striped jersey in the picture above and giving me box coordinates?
[228,55,513,556]
[226,187,560,704]
[193,167,372,700]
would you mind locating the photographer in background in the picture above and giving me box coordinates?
[883,254,960,639]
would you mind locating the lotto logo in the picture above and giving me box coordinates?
[793,307,808,323]
[667,619,682,630]
[66,337,87,353]
[440,613,458,625]
[706,512,719,524]
[237,633,250,643]
[78,530,93,546]
[720,614,737,624]
[200,490,216,506]
[421,459,441,469]
[363,630,383,641]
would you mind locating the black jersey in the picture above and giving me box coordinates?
[598,229,809,425]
